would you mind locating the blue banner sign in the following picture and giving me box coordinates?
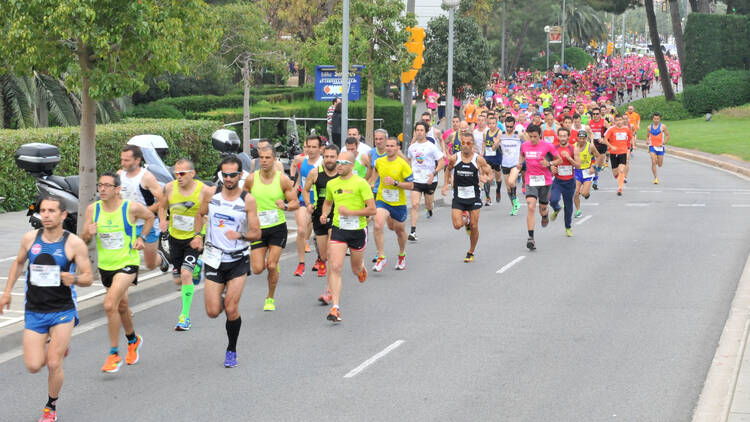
[314,65,365,101]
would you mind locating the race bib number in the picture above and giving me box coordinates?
[593,132,602,140]
[652,146,664,152]
[484,148,496,157]
[457,186,475,199]
[258,210,279,226]
[172,214,194,232]
[29,264,61,287]
[529,175,546,187]
[202,244,222,269]
[414,168,429,181]
[615,132,627,141]
[544,136,555,143]
[382,188,399,203]
[582,168,595,179]
[557,165,573,176]
[339,215,360,230]
[99,232,125,250]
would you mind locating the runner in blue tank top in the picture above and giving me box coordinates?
[291,135,323,277]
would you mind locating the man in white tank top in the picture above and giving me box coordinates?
[119,145,168,273]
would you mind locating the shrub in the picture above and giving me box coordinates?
[145,87,315,114]
[683,14,750,85]
[0,119,221,212]
[616,94,694,121]
[125,102,184,119]
[682,69,750,114]
[563,47,595,70]
[529,54,560,71]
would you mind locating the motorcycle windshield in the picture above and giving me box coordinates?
[142,147,173,184]
[237,152,253,173]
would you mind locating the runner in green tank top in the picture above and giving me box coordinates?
[82,172,154,374]
[157,159,208,331]
[244,145,299,311]
[345,137,368,178]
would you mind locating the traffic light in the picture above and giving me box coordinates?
[606,41,614,56]
[401,26,425,84]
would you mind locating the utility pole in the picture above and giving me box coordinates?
[501,0,506,77]
[341,0,350,139]
[561,0,566,65]
[445,1,459,128]
[620,13,626,70]
[401,0,415,148]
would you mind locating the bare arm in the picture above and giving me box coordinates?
[130,202,155,250]
[477,156,493,183]
[63,235,93,288]
[191,185,214,251]
[0,231,34,313]
[304,169,318,211]
[158,182,173,232]
[280,174,300,211]
[81,203,97,245]
[243,195,261,242]
[663,124,670,144]
[142,171,164,214]
[320,199,333,224]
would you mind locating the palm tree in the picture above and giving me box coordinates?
[565,5,609,46]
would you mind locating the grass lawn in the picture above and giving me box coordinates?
[636,104,750,161]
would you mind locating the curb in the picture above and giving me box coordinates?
[635,141,750,179]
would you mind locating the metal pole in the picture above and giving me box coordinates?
[620,13,626,70]
[547,36,550,70]
[561,0,566,65]
[445,6,455,128]
[402,0,415,149]
[341,0,350,139]
[501,1,506,77]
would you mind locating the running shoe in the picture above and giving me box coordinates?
[425,209,433,219]
[263,297,276,311]
[522,186,526,195]
[624,178,628,183]
[526,237,536,251]
[484,198,492,207]
[408,232,418,242]
[574,209,582,218]
[372,255,378,263]
[157,249,170,273]
[294,263,305,277]
[317,261,327,277]
[38,408,57,422]
[305,241,311,253]
[550,208,560,221]
[312,258,320,272]
[327,307,342,323]
[541,214,549,227]
[566,228,573,237]
[175,315,191,331]
[224,351,238,368]
[101,353,122,373]
[357,267,368,283]
[617,189,622,196]
[464,252,474,263]
[395,255,406,270]
[653,178,659,184]
[125,334,142,365]
[318,290,332,305]
[592,182,598,190]
[373,256,387,272]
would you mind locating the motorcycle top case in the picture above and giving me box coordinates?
[211,129,241,153]
[15,143,61,175]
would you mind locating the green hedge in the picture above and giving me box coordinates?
[0,119,221,212]
[188,97,406,141]
[683,14,750,85]
[617,94,694,121]
[682,69,750,114]
[530,54,560,71]
[563,47,596,70]
[148,87,315,114]
[126,102,185,119]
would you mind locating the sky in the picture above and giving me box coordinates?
[411,0,448,27]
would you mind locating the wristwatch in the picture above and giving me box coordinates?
[138,235,147,242]
[394,180,399,186]
[194,232,203,238]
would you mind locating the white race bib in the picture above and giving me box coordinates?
[457,186,476,199]
[615,132,627,141]
[414,168,429,181]
[529,175,546,187]
[29,264,61,287]
[484,148,496,157]
[339,215,360,230]
[258,210,279,226]
[558,165,573,176]
[582,168,595,178]
[382,188,399,203]
[202,244,222,269]
[544,136,555,144]
[593,132,602,140]
[172,214,194,232]
[99,232,125,250]
[652,146,664,152]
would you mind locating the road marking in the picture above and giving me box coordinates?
[575,215,592,226]
[734,192,750,195]
[640,190,662,193]
[344,340,405,378]
[678,203,706,207]
[686,191,711,195]
[586,203,600,206]
[732,204,750,208]
[625,203,650,207]
[496,256,526,274]
[0,256,15,263]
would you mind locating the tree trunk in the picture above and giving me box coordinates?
[697,0,711,12]
[242,59,251,154]
[510,20,531,73]
[365,68,374,146]
[668,0,686,68]
[688,0,698,12]
[726,0,734,13]
[297,67,306,87]
[645,0,676,100]
[76,42,98,249]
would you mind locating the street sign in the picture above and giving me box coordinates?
[549,26,562,43]
[314,65,365,101]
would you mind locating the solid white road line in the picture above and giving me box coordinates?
[496,256,526,274]
[678,203,706,207]
[686,191,711,195]
[0,256,16,263]
[575,215,593,226]
[732,204,750,208]
[640,190,663,193]
[626,203,650,207]
[344,340,405,378]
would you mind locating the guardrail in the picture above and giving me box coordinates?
[223,116,384,139]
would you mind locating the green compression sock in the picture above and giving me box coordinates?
[181,284,194,318]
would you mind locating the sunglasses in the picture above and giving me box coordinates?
[97,183,116,189]
[592,113,600,115]
[336,160,353,165]
[175,170,192,176]
[221,172,241,178]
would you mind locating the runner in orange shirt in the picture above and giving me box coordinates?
[464,97,478,127]
[602,114,634,196]
[646,112,670,184]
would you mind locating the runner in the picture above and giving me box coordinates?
[319,150,376,322]
[420,111,443,145]
[194,156,261,367]
[245,145,299,311]
[500,115,523,215]
[441,131,492,263]
[646,112,670,184]
[407,122,445,241]
[372,137,414,271]
[518,125,561,250]
[157,159,206,331]
[81,172,154,373]
[549,128,580,237]
[344,137,369,178]
[541,110,559,145]
[482,113,504,206]
[303,144,340,303]
[588,107,609,190]
[602,113,634,196]
[0,196,93,422]
[291,135,322,277]
[118,145,169,272]
[573,130,601,218]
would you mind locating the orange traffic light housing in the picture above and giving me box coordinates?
[606,41,614,56]
[402,26,425,83]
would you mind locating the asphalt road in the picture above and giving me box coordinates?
[2,149,750,421]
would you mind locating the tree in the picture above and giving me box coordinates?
[565,4,609,46]
[668,0,686,67]
[644,0,676,100]
[306,0,416,143]
[419,15,493,96]
[216,2,286,151]
[0,1,218,232]
[585,0,640,14]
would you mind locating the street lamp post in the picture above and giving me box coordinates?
[561,0,566,65]
[341,0,350,138]
[443,0,460,129]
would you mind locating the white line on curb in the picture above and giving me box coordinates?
[575,215,592,226]
[496,256,526,274]
[344,340,405,378]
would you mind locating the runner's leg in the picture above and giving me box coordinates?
[204,279,226,319]
[468,209,480,253]
[327,242,347,307]
[373,208,389,257]
[266,245,283,299]
[23,329,48,374]
[45,321,74,399]
[103,273,135,349]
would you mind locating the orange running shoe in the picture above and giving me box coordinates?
[38,407,57,422]
[312,258,321,272]
[101,353,122,373]
[305,241,311,253]
[294,263,305,277]
[318,290,332,305]
[317,261,327,277]
[357,267,367,283]
[125,334,142,365]
[327,307,342,322]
